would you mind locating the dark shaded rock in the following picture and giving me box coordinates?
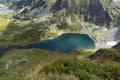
[14,0,54,19]
[79,0,111,28]
[89,48,120,62]
[52,0,75,12]
[89,49,106,60]
[112,42,120,49]
[13,0,112,27]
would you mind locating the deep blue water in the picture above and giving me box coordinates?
[0,33,95,56]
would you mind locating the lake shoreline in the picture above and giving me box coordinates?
[0,33,95,56]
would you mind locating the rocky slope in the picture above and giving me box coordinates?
[12,0,120,48]
[0,0,22,9]
[0,0,20,6]
[0,1,120,80]
[14,0,112,27]
[0,0,120,48]
[14,0,119,26]
[89,42,120,61]
[112,42,120,49]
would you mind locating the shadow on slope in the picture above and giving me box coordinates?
[89,43,120,61]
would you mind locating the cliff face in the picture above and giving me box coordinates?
[14,0,120,28]
[15,0,112,27]
[7,0,120,48]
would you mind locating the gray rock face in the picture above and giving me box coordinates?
[115,28,120,41]
[14,0,55,19]
[108,2,120,42]
[84,0,111,28]
[14,0,112,27]
[52,0,75,12]
[12,0,120,48]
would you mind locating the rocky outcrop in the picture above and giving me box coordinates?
[112,42,120,49]
[10,0,120,48]
[14,0,55,19]
[13,0,120,25]
[89,44,120,61]
[14,0,112,27]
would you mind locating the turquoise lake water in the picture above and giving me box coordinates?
[0,33,95,55]
[24,33,95,53]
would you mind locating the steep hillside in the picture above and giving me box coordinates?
[2,0,118,48]
[0,1,120,47]
[89,48,120,61]
[0,49,59,80]
[0,0,120,80]
[112,42,120,49]
[89,43,120,61]
[0,0,20,7]
[0,44,120,80]
[14,0,120,28]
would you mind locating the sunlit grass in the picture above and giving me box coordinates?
[78,49,96,57]
[0,13,12,31]
[0,49,58,80]
[0,46,120,80]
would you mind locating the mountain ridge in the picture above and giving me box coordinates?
[0,1,120,79]
[13,0,120,48]
[0,0,120,48]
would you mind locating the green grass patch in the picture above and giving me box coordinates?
[0,49,58,80]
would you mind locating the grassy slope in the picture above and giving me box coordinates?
[41,48,120,80]
[0,13,12,35]
[0,49,59,80]
[0,16,60,46]
[0,47,120,80]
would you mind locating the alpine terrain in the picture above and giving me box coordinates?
[0,0,120,80]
